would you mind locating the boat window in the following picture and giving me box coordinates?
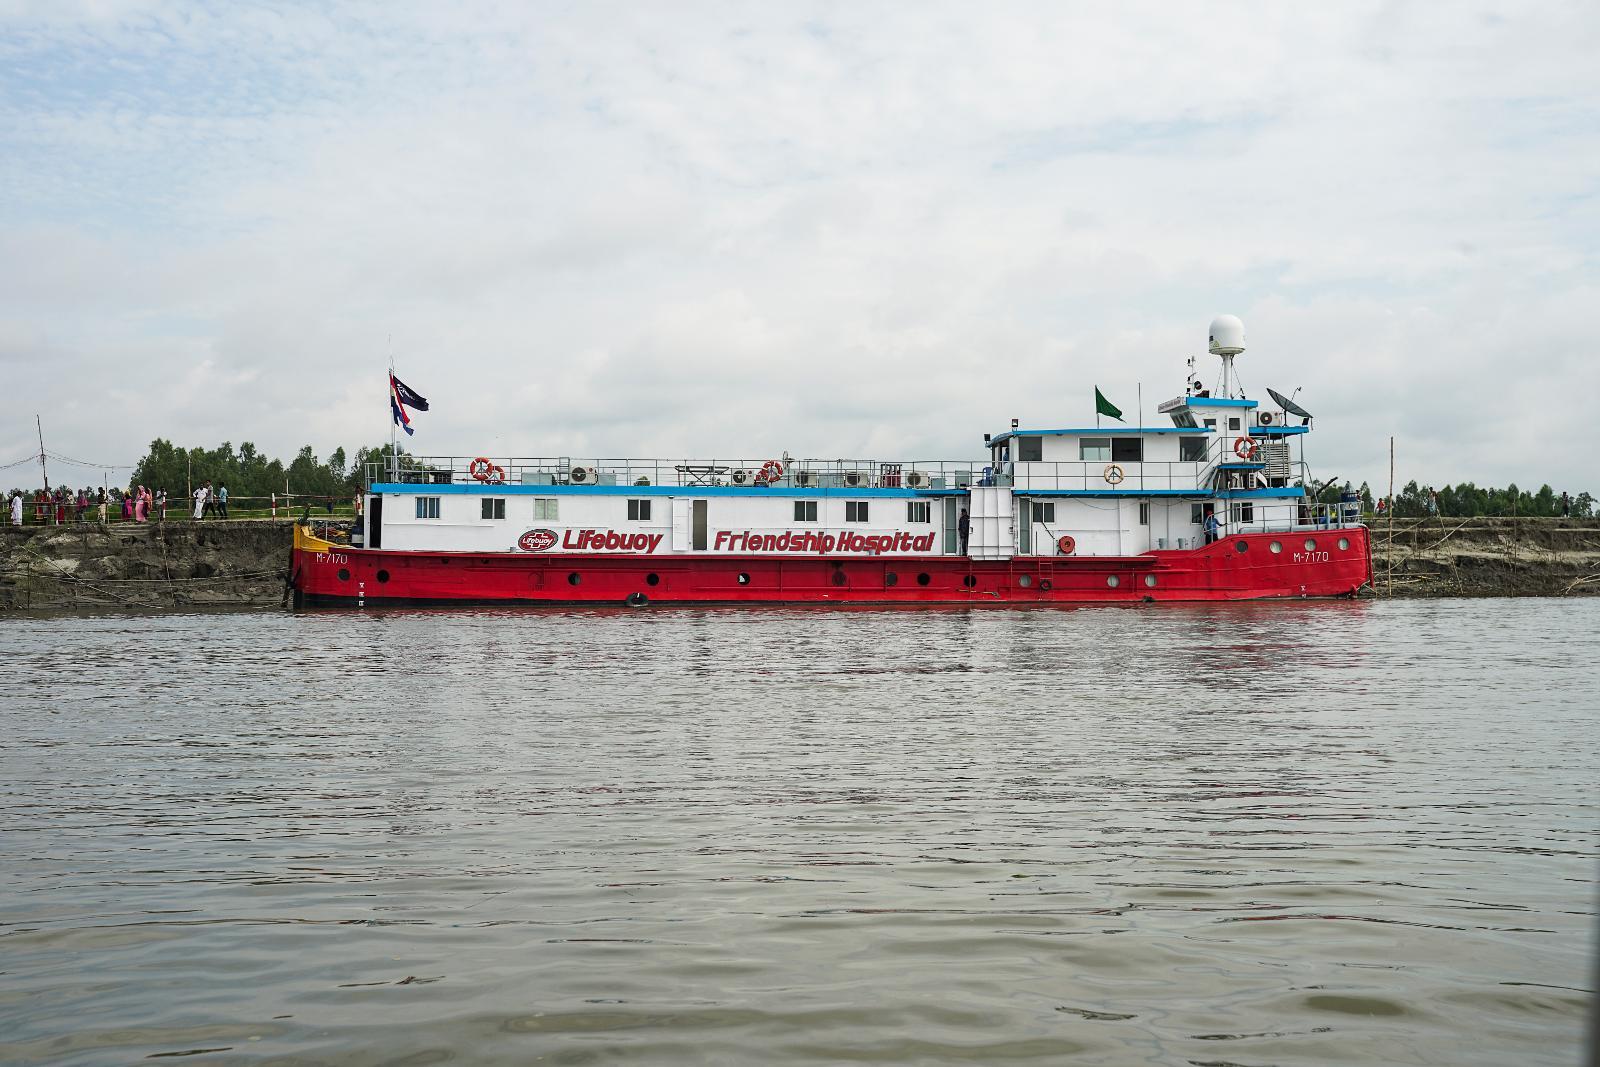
[1111,438,1143,462]
[1179,436,1209,462]
[534,498,559,520]
[1228,417,1242,431]
[907,501,931,523]
[794,500,818,522]
[1191,503,1206,525]
[627,499,651,521]
[1018,437,1042,462]
[415,496,441,519]
[1030,502,1055,523]
[1079,438,1111,461]
[1230,502,1254,524]
[846,501,869,523]
[1139,502,1150,525]
[481,498,506,520]
[1204,418,1217,429]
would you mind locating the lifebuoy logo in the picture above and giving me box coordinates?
[518,528,559,552]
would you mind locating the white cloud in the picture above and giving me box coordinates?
[1,0,1597,494]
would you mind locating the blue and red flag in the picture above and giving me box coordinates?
[390,373,429,436]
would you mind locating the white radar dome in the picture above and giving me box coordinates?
[1208,315,1246,356]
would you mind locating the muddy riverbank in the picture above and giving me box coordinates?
[2,518,1597,611]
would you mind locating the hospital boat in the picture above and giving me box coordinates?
[291,316,1372,607]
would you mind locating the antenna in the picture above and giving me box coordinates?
[1208,315,1245,397]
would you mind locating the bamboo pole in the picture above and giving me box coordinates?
[1387,436,1395,594]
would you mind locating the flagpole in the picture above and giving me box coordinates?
[388,340,397,482]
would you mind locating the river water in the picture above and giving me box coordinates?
[0,599,1594,1065]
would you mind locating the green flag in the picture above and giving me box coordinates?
[1095,387,1124,422]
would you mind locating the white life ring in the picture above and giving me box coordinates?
[1234,436,1259,461]
[1103,464,1125,485]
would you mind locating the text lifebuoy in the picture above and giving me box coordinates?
[758,459,784,485]
[1234,436,1259,460]
[1103,464,1125,485]
[469,457,495,482]
[1057,534,1076,555]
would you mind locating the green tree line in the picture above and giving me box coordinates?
[126,439,410,502]
[1313,479,1594,518]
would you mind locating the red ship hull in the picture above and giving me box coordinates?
[291,527,1372,607]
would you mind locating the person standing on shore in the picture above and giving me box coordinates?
[97,488,107,525]
[10,492,20,527]
[1561,491,1570,518]
[193,482,209,520]
[134,485,147,523]
[156,488,167,521]
[216,483,229,519]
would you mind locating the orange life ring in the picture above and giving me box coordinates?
[758,459,784,485]
[1234,436,1259,460]
[469,457,495,482]
[1057,534,1076,555]
[485,464,506,485]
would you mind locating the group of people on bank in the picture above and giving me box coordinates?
[7,483,229,526]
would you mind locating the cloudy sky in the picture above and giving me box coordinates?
[3,1,1596,494]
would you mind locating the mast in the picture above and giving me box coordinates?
[36,415,49,493]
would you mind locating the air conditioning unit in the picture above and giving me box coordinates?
[793,471,818,488]
[904,471,932,489]
[569,465,596,485]
[1258,411,1275,426]
[731,469,755,486]
[842,471,868,488]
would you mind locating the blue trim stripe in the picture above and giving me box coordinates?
[991,427,1214,444]
[1252,425,1310,436]
[371,482,954,499]
[1183,397,1258,409]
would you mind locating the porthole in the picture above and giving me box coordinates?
[1106,574,1120,588]
[831,571,846,586]
[885,572,898,587]
[916,572,931,586]
[737,572,751,585]
[1144,574,1157,588]
[1235,540,1248,553]
[337,568,350,582]
[646,573,660,586]
[1269,541,1282,554]
[1304,538,1318,552]
[962,575,977,588]
[1338,537,1350,551]
[567,572,581,586]
[375,569,390,584]
[1019,574,1033,588]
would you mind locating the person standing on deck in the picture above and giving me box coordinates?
[958,508,970,555]
[1204,509,1221,545]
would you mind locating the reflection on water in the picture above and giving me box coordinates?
[0,599,1595,1065]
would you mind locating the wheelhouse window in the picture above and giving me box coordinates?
[1030,501,1055,523]
[627,499,651,521]
[481,498,506,520]
[845,501,869,523]
[534,498,559,520]
[415,496,441,519]
[1180,436,1209,462]
[1079,438,1111,461]
[906,501,931,523]
[1017,436,1042,462]
[794,500,818,522]
[1111,438,1143,462]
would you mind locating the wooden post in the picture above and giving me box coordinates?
[1387,436,1395,595]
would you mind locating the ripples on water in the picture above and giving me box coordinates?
[0,600,1595,1065]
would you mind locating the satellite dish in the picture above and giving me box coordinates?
[1268,387,1312,419]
